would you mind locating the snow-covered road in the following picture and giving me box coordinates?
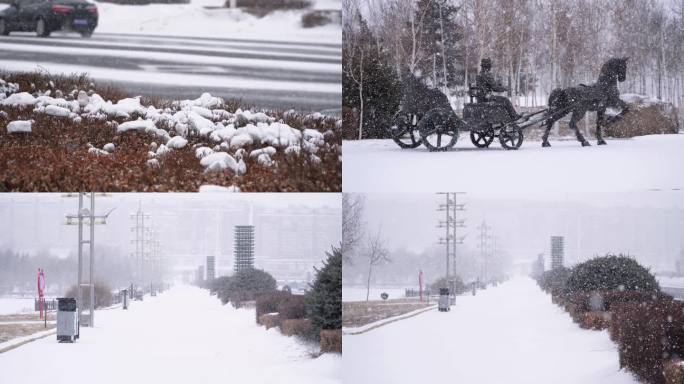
[0,285,340,384]
[342,134,684,195]
[0,32,341,112]
[343,277,637,384]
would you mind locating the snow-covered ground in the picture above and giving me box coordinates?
[0,298,35,315]
[343,276,637,384]
[0,285,340,384]
[342,286,413,302]
[0,0,341,111]
[0,0,340,44]
[342,134,684,195]
[94,0,340,43]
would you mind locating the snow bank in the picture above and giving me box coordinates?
[92,0,340,44]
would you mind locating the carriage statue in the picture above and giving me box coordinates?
[390,58,630,152]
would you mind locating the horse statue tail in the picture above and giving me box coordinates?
[548,88,568,110]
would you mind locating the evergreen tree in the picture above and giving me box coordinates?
[416,0,462,88]
[343,12,401,139]
[306,247,342,338]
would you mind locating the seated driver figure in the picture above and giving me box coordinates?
[476,58,521,120]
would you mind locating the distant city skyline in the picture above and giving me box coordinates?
[0,193,341,282]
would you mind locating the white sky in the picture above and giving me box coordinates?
[359,190,684,270]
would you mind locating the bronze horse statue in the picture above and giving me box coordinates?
[542,57,630,147]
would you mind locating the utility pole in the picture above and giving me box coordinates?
[437,192,466,298]
[130,203,151,289]
[477,220,491,284]
[64,193,113,327]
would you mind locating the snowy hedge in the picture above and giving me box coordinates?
[564,255,660,295]
[610,298,684,384]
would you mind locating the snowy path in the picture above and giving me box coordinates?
[343,277,637,384]
[0,33,341,112]
[342,134,684,195]
[0,285,340,384]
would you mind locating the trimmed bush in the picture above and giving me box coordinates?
[306,247,341,340]
[564,254,659,295]
[663,360,684,384]
[209,276,232,302]
[320,329,342,353]
[259,313,281,329]
[255,291,290,323]
[278,294,306,320]
[539,267,570,293]
[578,311,610,330]
[217,268,277,307]
[281,318,311,336]
[610,298,684,384]
[64,281,113,309]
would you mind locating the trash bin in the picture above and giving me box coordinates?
[56,298,79,342]
[438,288,450,312]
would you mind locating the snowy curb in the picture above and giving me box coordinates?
[343,305,436,335]
[0,329,55,354]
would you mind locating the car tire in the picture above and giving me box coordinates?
[0,19,10,36]
[80,29,93,38]
[36,18,50,37]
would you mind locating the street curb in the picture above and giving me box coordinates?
[0,330,55,354]
[343,306,437,336]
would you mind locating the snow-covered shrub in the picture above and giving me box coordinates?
[233,0,311,11]
[302,10,337,28]
[610,298,684,384]
[320,329,342,353]
[604,94,679,138]
[428,275,466,295]
[64,281,113,309]
[208,276,232,303]
[280,318,311,337]
[255,291,291,323]
[223,268,277,307]
[305,247,341,341]
[278,294,306,320]
[564,254,660,295]
[538,267,570,294]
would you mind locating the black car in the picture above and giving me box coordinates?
[0,0,98,37]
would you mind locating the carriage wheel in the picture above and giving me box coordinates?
[470,129,495,148]
[499,124,523,150]
[418,108,459,152]
[390,112,422,149]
